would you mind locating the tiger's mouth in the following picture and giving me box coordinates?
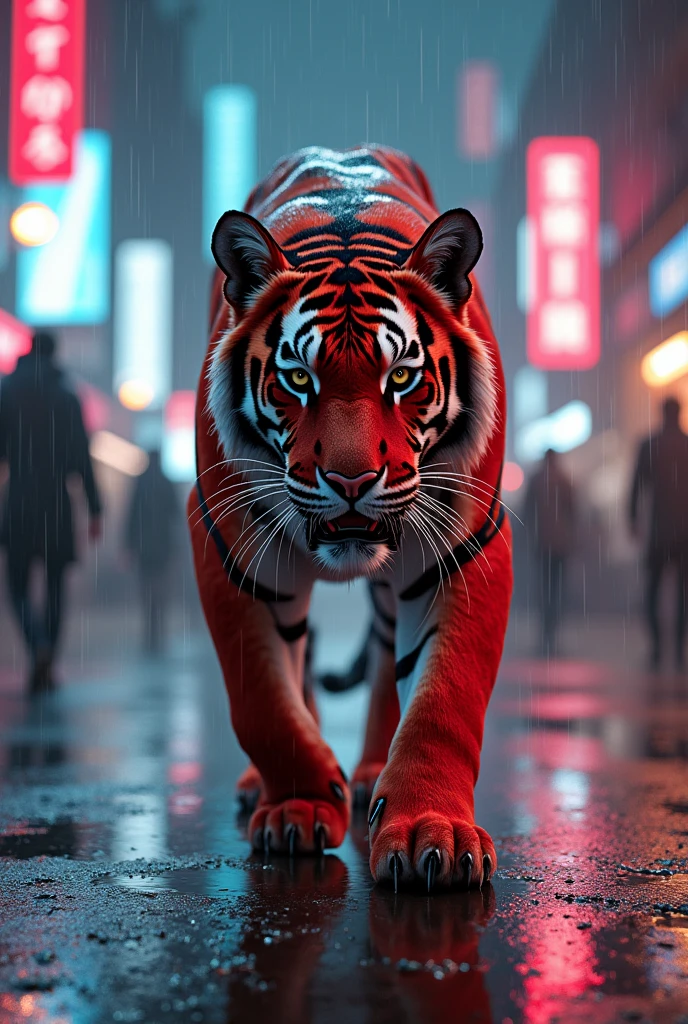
[307,511,399,549]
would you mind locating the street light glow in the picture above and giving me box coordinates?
[641,332,688,387]
[118,379,155,411]
[10,201,59,247]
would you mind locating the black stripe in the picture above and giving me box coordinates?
[369,584,396,629]
[275,618,309,642]
[399,481,505,603]
[371,625,396,653]
[195,479,294,604]
[395,626,438,681]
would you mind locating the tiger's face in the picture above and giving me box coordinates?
[208,210,497,577]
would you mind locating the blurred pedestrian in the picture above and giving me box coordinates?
[629,397,688,671]
[525,449,577,657]
[125,449,179,654]
[0,330,102,693]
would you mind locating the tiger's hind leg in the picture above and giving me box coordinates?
[352,583,400,808]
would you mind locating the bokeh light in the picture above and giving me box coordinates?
[641,332,688,386]
[9,201,59,247]
[90,430,149,476]
[118,378,155,411]
[502,461,525,491]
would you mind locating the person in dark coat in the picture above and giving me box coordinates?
[0,330,102,691]
[525,448,577,657]
[629,397,688,671]
[125,449,179,653]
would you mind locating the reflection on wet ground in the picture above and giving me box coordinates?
[3,629,688,1021]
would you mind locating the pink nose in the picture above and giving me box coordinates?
[323,470,379,500]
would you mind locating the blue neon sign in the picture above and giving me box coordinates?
[203,85,257,264]
[16,130,111,325]
[649,223,688,318]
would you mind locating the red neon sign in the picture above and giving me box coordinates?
[526,137,600,370]
[9,0,85,185]
[458,62,498,160]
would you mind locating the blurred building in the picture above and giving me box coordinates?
[494,0,688,613]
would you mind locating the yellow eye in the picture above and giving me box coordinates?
[391,367,410,386]
[290,368,311,388]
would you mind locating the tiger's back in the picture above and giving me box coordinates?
[246,146,438,262]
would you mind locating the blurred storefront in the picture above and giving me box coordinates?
[494,0,688,613]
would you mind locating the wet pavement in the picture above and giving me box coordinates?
[3,599,688,1022]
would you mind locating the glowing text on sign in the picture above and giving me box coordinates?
[526,137,600,370]
[9,0,85,184]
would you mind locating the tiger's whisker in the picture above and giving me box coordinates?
[415,499,490,586]
[415,500,486,594]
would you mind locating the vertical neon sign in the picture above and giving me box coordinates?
[9,0,85,185]
[113,240,174,410]
[526,137,600,370]
[203,85,257,264]
[458,62,498,160]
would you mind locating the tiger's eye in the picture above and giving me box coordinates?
[392,367,410,385]
[291,368,310,387]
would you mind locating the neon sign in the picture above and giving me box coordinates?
[9,0,85,184]
[649,223,688,318]
[526,137,600,370]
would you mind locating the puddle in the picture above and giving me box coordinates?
[93,853,351,899]
[97,866,245,896]
[0,819,109,860]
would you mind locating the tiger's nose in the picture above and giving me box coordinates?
[323,470,379,501]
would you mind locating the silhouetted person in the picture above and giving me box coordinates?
[125,449,179,654]
[629,397,688,671]
[0,331,101,692]
[525,449,577,657]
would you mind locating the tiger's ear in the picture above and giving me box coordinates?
[403,209,482,307]
[211,211,289,311]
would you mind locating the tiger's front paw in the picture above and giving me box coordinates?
[249,789,350,856]
[367,770,496,892]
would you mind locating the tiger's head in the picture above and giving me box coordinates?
[208,209,497,577]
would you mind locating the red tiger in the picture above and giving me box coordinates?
[189,146,512,891]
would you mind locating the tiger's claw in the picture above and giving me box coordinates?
[425,849,440,893]
[390,852,402,894]
[460,851,473,890]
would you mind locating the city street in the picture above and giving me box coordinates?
[1,0,688,1021]
[2,600,688,1023]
